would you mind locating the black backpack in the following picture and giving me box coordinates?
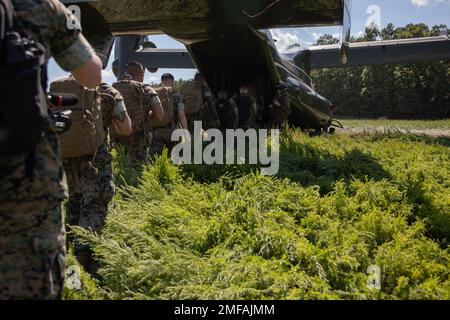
[0,0,48,171]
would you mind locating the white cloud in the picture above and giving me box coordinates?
[411,0,450,7]
[270,29,301,52]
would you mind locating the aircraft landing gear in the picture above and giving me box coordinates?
[309,128,323,137]
[308,126,336,137]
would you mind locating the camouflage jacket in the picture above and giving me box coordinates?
[1,0,95,199]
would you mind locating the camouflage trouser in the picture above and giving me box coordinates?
[0,133,67,300]
[201,108,220,130]
[271,110,289,129]
[149,127,173,157]
[122,131,150,164]
[239,113,257,130]
[187,112,203,133]
[64,144,115,253]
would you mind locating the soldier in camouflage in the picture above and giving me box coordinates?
[150,73,188,157]
[269,81,291,129]
[115,61,164,164]
[187,72,217,131]
[61,81,132,272]
[231,85,258,130]
[0,0,102,300]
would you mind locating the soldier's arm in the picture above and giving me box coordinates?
[49,0,101,88]
[142,85,164,121]
[230,98,239,126]
[71,56,102,89]
[175,94,188,130]
[178,109,188,131]
[111,100,132,136]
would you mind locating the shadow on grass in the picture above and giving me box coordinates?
[180,138,392,195]
[278,143,392,194]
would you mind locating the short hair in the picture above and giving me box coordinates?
[161,73,175,81]
[125,61,144,77]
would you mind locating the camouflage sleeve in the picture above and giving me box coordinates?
[47,0,95,71]
[98,84,125,124]
[141,84,161,108]
[173,92,185,112]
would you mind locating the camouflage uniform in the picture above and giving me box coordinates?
[150,91,184,157]
[0,0,94,299]
[201,87,220,130]
[269,92,290,129]
[120,83,159,164]
[187,82,212,132]
[63,84,126,266]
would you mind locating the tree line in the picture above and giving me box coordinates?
[311,23,449,119]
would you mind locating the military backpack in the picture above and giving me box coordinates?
[150,86,174,128]
[181,80,203,115]
[112,80,146,132]
[49,77,105,159]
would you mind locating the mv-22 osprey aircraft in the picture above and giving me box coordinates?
[60,0,450,133]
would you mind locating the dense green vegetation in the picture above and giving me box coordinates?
[64,125,450,300]
[312,23,450,119]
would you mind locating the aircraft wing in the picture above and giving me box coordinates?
[304,35,450,69]
[115,36,450,72]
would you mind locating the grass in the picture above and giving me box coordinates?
[339,119,450,130]
[64,125,450,300]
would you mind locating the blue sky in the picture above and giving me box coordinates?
[49,0,450,84]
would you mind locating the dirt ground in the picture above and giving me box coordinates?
[337,126,450,137]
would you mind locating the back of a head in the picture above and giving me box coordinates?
[161,73,175,87]
[161,73,174,82]
[125,61,145,82]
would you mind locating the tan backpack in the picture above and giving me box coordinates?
[181,80,203,115]
[112,80,145,132]
[150,86,174,128]
[49,77,104,159]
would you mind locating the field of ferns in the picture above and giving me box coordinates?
[65,120,450,300]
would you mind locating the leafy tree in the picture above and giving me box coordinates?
[311,23,450,119]
[315,34,339,45]
[381,23,396,40]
